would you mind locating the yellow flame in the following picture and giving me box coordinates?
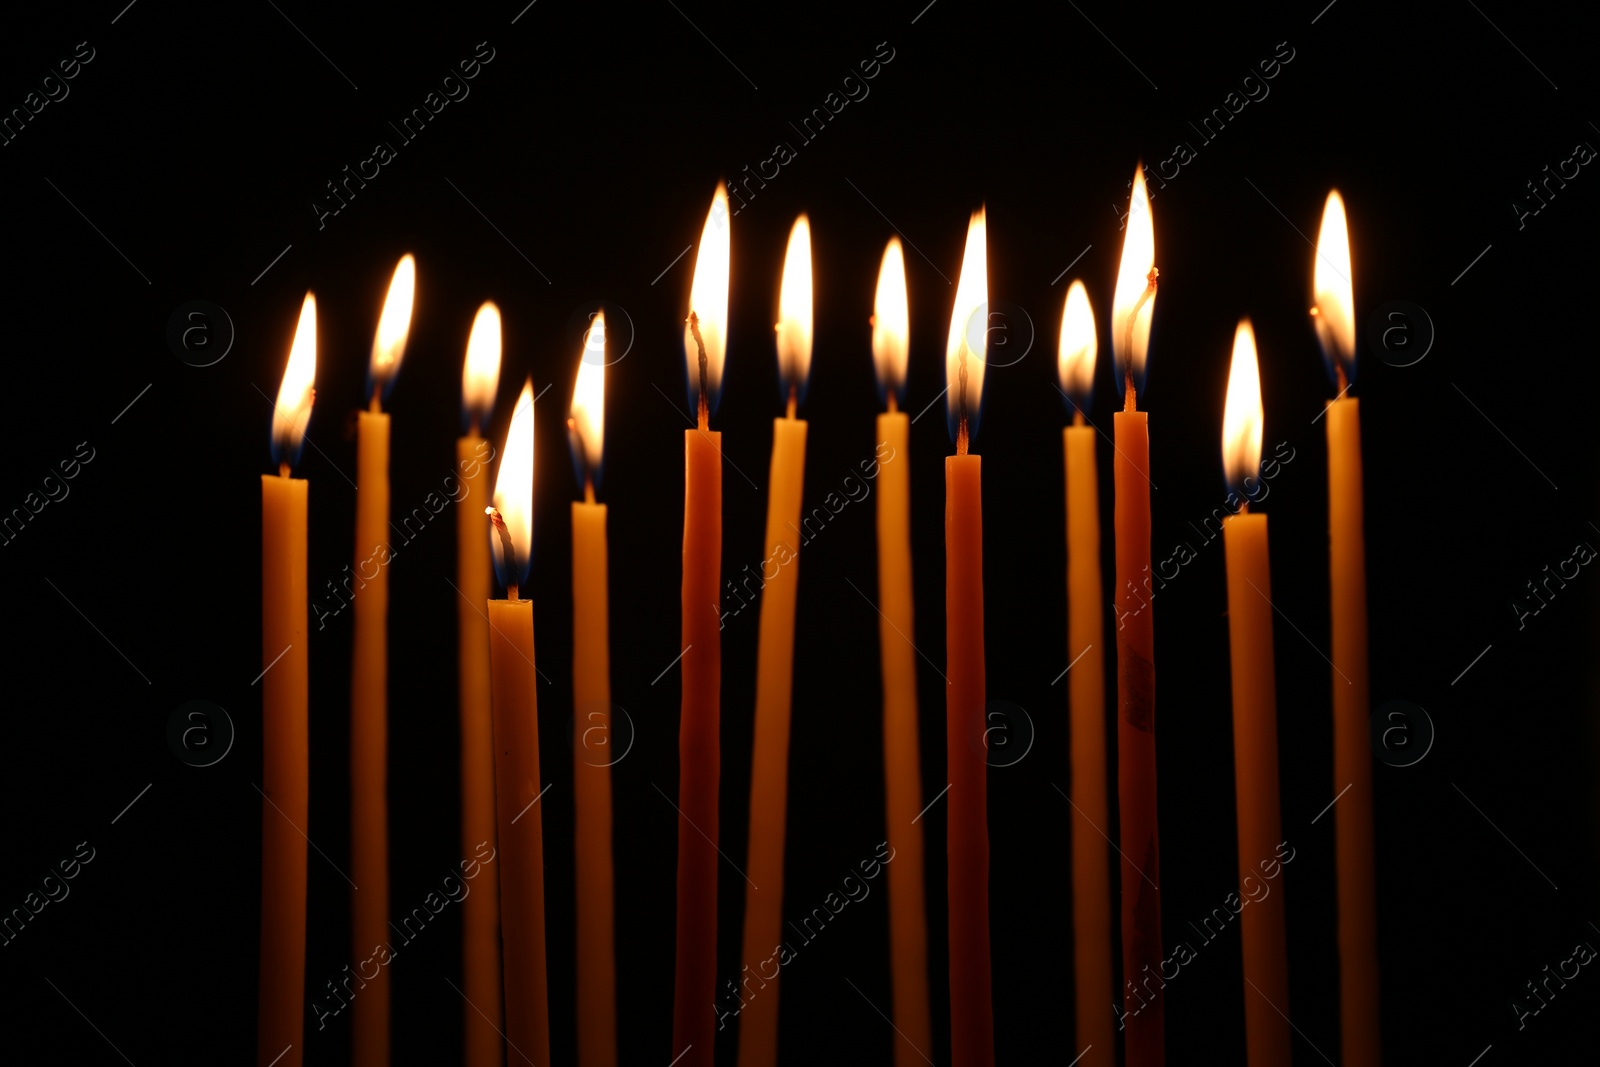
[776,214,813,396]
[1111,166,1155,386]
[944,207,988,415]
[492,379,535,582]
[272,292,317,468]
[462,301,502,432]
[1313,190,1355,377]
[571,311,605,473]
[1221,318,1264,492]
[684,184,730,410]
[872,238,909,398]
[1057,279,1097,402]
[369,254,416,394]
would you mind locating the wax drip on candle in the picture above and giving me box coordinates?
[689,311,710,431]
[1122,268,1160,412]
[487,506,518,601]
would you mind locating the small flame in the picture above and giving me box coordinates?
[1057,279,1097,409]
[776,214,814,407]
[1312,190,1355,386]
[271,293,317,471]
[1111,165,1156,395]
[1221,318,1264,497]
[462,301,502,434]
[491,379,535,589]
[368,254,416,403]
[684,184,731,418]
[872,238,909,406]
[944,207,988,442]
[569,311,606,484]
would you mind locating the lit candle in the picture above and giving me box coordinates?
[458,302,503,1067]
[944,207,993,1067]
[674,183,730,1067]
[737,214,813,1067]
[486,381,552,1067]
[568,312,618,1067]
[1110,164,1164,1063]
[872,237,933,1067]
[351,253,415,1067]
[259,293,315,1067]
[1312,190,1380,1064]
[1058,279,1113,1066]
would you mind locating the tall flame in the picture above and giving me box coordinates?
[1057,279,1098,409]
[1111,165,1156,396]
[944,207,988,443]
[684,184,731,420]
[491,379,535,589]
[368,253,416,404]
[776,214,814,407]
[1312,190,1355,386]
[462,301,502,434]
[271,292,317,471]
[1221,318,1264,497]
[872,237,909,407]
[569,311,606,485]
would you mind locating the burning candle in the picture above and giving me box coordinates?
[674,184,730,1067]
[944,207,993,1067]
[351,253,415,1067]
[259,293,315,1067]
[1312,190,1381,1063]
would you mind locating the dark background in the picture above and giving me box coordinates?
[1,0,1597,1063]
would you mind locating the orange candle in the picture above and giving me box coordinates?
[457,302,503,1067]
[1058,279,1113,1066]
[1221,321,1291,1067]
[944,208,993,1067]
[737,215,812,1067]
[1312,191,1381,1063]
[486,381,552,1067]
[674,184,730,1067]
[351,254,414,1067]
[872,238,933,1066]
[259,293,316,1067]
[1110,165,1164,1063]
[569,313,618,1067]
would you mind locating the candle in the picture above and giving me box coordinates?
[1058,279,1113,1066]
[674,184,730,1067]
[351,253,415,1067]
[737,215,813,1067]
[458,302,503,1067]
[872,237,933,1066]
[259,293,315,1067]
[1313,190,1381,1063]
[944,207,993,1067]
[486,381,552,1067]
[569,312,618,1067]
[1109,164,1164,1063]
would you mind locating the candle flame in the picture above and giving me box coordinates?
[684,183,731,419]
[1057,279,1097,409]
[1221,318,1264,497]
[1112,165,1156,395]
[368,253,416,403]
[1313,190,1356,386]
[491,378,535,589]
[944,207,988,443]
[872,237,909,407]
[462,301,502,434]
[776,214,814,407]
[271,292,317,471]
[569,311,606,484]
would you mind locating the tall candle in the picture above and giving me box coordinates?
[1221,321,1291,1067]
[1058,280,1113,1065]
[351,253,414,1067]
[944,208,993,1067]
[487,381,552,1067]
[1313,190,1381,1063]
[674,184,730,1067]
[259,293,316,1067]
[569,313,618,1067]
[737,215,812,1067]
[457,302,503,1067]
[872,237,933,1066]
[1110,165,1164,1063]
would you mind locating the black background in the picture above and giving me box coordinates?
[1,1,1597,1063]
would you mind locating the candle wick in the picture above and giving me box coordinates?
[957,343,970,457]
[1335,360,1348,396]
[1124,371,1136,414]
[487,506,517,597]
[1122,267,1159,412]
[786,384,798,420]
[584,478,596,505]
[1073,409,1085,428]
[279,462,291,479]
[886,391,898,414]
[689,311,710,431]
[369,390,382,414]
